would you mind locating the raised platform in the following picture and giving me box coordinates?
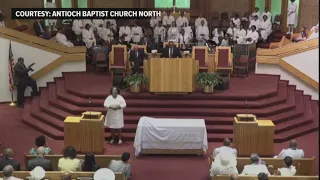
[22,72,319,143]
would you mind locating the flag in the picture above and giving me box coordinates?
[9,42,15,92]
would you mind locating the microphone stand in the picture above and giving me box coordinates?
[88,97,92,121]
[245,99,248,121]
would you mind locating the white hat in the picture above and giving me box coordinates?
[93,168,115,180]
[30,166,46,180]
[168,39,176,42]
[213,153,237,169]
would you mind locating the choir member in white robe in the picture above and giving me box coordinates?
[226,23,238,41]
[287,0,297,34]
[131,22,143,43]
[82,19,93,27]
[119,22,132,43]
[249,15,261,29]
[235,24,247,44]
[274,140,305,159]
[102,22,114,43]
[104,19,117,31]
[250,7,260,21]
[245,25,259,44]
[196,20,209,42]
[311,23,319,33]
[150,16,161,28]
[45,0,57,31]
[195,13,208,27]
[92,19,104,29]
[260,15,272,41]
[56,27,74,47]
[275,157,296,176]
[212,28,224,45]
[162,11,175,27]
[154,22,166,43]
[231,14,241,29]
[104,87,126,144]
[261,8,272,22]
[307,27,318,40]
[167,21,179,42]
[82,24,96,49]
[182,22,193,39]
[176,12,189,30]
[179,28,191,45]
[72,19,84,36]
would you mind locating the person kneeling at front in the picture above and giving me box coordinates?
[14,57,39,108]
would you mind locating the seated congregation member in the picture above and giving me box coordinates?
[72,19,84,37]
[250,7,260,21]
[259,15,272,42]
[195,13,208,28]
[274,139,304,159]
[245,25,259,44]
[98,22,114,43]
[150,16,161,28]
[27,147,52,171]
[29,135,53,155]
[179,28,192,46]
[129,45,148,74]
[213,138,237,157]
[0,149,20,171]
[154,21,166,45]
[56,27,74,47]
[82,153,100,172]
[29,166,46,180]
[209,152,238,179]
[58,146,82,172]
[231,14,241,29]
[235,24,247,44]
[182,22,193,38]
[162,11,175,27]
[160,40,182,58]
[257,172,269,180]
[261,8,271,21]
[241,154,270,175]
[131,21,143,44]
[108,152,131,179]
[92,19,104,29]
[176,11,189,31]
[82,24,96,49]
[196,20,209,43]
[119,21,132,43]
[104,19,117,31]
[250,15,261,29]
[33,20,46,37]
[0,14,5,27]
[167,21,179,42]
[275,156,296,176]
[1,165,22,180]
[212,28,224,45]
[307,26,319,40]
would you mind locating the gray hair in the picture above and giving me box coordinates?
[3,165,14,177]
[250,153,260,163]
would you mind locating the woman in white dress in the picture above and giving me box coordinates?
[45,0,57,31]
[260,15,272,42]
[82,24,96,49]
[104,87,127,144]
[275,156,297,176]
[287,0,297,34]
[167,21,179,42]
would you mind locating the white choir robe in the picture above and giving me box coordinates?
[231,18,241,29]
[82,19,93,27]
[150,17,161,28]
[82,29,96,49]
[250,12,261,21]
[310,24,319,33]
[226,27,238,40]
[245,30,259,44]
[162,15,175,26]
[72,20,84,36]
[196,26,209,41]
[307,32,319,40]
[131,26,143,43]
[249,19,261,29]
[275,148,304,159]
[287,1,297,25]
[260,20,272,40]
[176,16,189,29]
[104,19,117,30]
[56,32,74,47]
[92,19,104,29]
[195,17,208,27]
[154,26,166,43]
[179,33,191,45]
[0,21,5,27]
[261,11,272,21]
[104,95,126,129]
[183,26,193,38]
[235,29,247,44]
[167,27,179,42]
[119,26,132,42]
[98,27,114,42]
[45,2,57,24]
[212,28,224,44]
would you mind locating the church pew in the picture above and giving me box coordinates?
[0,171,126,180]
[24,155,121,171]
[208,156,315,175]
[213,175,319,180]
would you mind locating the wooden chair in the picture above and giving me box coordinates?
[211,11,219,20]
[109,45,128,77]
[233,55,249,77]
[95,52,108,72]
[273,15,282,32]
[192,46,208,71]
[215,47,233,77]
[163,42,179,48]
[220,12,229,20]
[127,44,147,74]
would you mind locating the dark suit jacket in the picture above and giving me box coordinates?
[33,21,46,37]
[14,63,31,85]
[160,47,182,58]
[27,157,52,171]
[129,50,148,66]
[0,158,20,171]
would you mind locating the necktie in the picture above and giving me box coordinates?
[136,51,138,58]
[169,48,172,58]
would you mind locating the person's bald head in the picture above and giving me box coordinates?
[223,138,231,146]
[230,174,239,180]
[4,148,13,159]
[37,146,45,156]
[289,139,297,149]
[3,165,14,177]
[250,153,260,164]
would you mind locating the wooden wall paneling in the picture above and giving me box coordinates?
[210,0,251,19]
[266,0,271,10]
[281,0,288,32]
[297,0,319,31]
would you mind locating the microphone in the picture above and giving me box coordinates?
[88,97,92,120]
[244,99,248,121]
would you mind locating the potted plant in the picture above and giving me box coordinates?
[196,72,222,93]
[123,73,149,93]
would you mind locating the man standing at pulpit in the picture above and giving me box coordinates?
[160,40,182,58]
[129,45,148,74]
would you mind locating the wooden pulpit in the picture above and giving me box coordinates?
[233,114,275,156]
[64,111,105,154]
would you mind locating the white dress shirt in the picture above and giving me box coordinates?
[241,164,270,175]
[245,30,259,44]
[196,25,209,41]
[277,148,305,159]
[119,26,132,42]
[72,19,84,35]
[213,146,237,157]
[150,17,161,28]
[176,16,189,28]
[278,166,297,176]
